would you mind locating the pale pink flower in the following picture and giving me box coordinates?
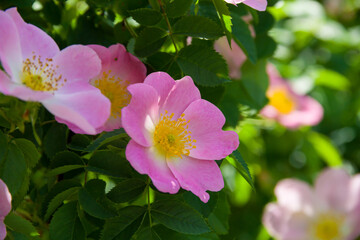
[57,44,146,134]
[0,8,110,135]
[122,72,239,203]
[224,0,267,11]
[263,168,360,240]
[214,37,247,79]
[260,65,323,129]
[0,180,11,240]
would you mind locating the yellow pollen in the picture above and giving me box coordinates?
[313,213,344,240]
[21,54,65,92]
[153,111,196,158]
[92,70,130,119]
[268,87,295,114]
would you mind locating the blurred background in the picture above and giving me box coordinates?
[1,0,360,239]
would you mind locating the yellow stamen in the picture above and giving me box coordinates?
[92,70,130,119]
[268,87,295,114]
[21,54,65,92]
[153,111,196,158]
[312,213,344,240]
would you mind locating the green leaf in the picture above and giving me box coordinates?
[212,0,232,45]
[307,132,342,167]
[49,202,85,240]
[87,150,132,178]
[152,225,220,240]
[101,206,146,240]
[255,34,276,59]
[129,8,162,26]
[314,69,350,91]
[114,0,148,17]
[226,149,254,188]
[43,123,67,159]
[239,59,269,109]
[135,27,168,57]
[165,0,193,18]
[176,45,229,86]
[4,212,40,239]
[13,138,40,168]
[84,129,126,152]
[146,52,182,79]
[207,191,230,235]
[41,180,82,217]
[107,179,147,203]
[0,130,7,166]
[136,227,162,240]
[183,191,218,218]
[67,135,91,152]
[231,14,257,63]
[173,16,223,39]
[0,142,27,195]
[78,179,116,219]
[45,187,80,221]
[47,165,85,177]
[151,200,211,235]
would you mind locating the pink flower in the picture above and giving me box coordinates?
[224,0,267,11]
[57,44,146,134]
[0,8,110,135]
[214,37,247,79]
[260,65,323,129]
[122,72,239,203]
[0,180,11,240]
[263,168,360,240]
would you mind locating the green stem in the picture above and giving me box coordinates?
[146,177,153,227]
[157,0,178,55]
[124,18,138,38]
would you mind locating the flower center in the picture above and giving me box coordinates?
[313,213,344,240]
[92,70,131,119]
[268,88,295,114]
[21,54,65,92]
[153,111,196,158]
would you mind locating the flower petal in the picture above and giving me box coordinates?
[126,140,180,194]
[167,155,224,203]
[161,76,201,119]
[53,45,101,86]
[89,44,146,84]
[242,0,267,11]
[348,174,360,239]
[144,72,175,107]
[0,180,11,218]
[6,8,59,60]
[275,179,316,214]
[0,220,6,240]
[314,168,352,213]
[122,83,159,147]
[43,88,111,135]
[0,10,22,79]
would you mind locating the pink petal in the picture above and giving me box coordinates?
[5,8,59,60]
[214,37,246,79]
[161,76,201,119]
[0,10,22,79]
[122,83,159,147]
[263,203,311,240]
[0,180,11,217]
[52,45,101,86]
[144,72,175,107]
[43,88,111,135]
[125,140,180,194]
[242,0,267,11]
[348,174,360,239]
[275,179,316,214]
[0,220,6,240]
[89,44,146,85]
[0,70,53,102]
[314,168,352,213]
[167,155,224,203]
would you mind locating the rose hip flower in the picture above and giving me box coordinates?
[0,8,110,135]
[57,44,146,134]
[214,37,247,79]
[260,65,323,129]
[224,0,267,11]
[122,72,239,203]
[0,180,11,240]
[263,168,360,240]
